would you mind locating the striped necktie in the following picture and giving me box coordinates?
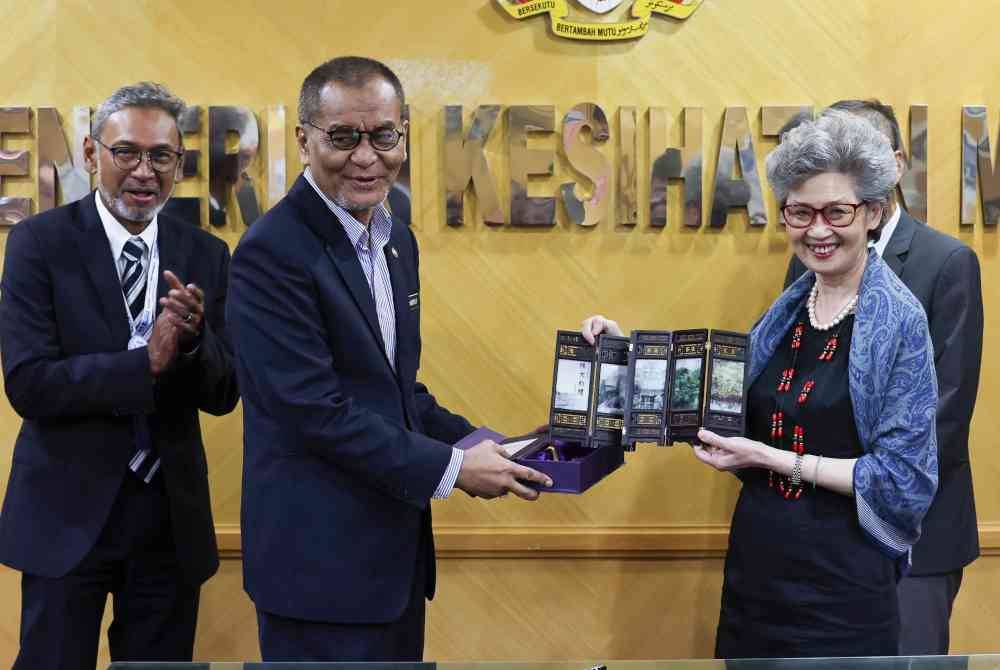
[119,236,159,483]
[120,237,147,320]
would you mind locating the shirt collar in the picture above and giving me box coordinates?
[303,167,392,252]
[871,203,901,258]
[95,190,158,260]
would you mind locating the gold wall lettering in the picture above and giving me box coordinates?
[0,107,31,226]
[266,106,286,211]
[899,104,928,222]
[760,105,813,138]
[37,107,90,212]
[508,105,556,226]
[617,106,637,226]
[445,105,504,226]
[0,103,990,229]
[961,106,1000,226]
[711,106,766,227]
[208,106,261,228]
[560,102,610,227]
[649,106,702,228]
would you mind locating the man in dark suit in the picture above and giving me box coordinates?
[0,82,239,669]
[227,56,552,663]
[784,100,983,655]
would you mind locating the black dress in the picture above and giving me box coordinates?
[714,308,898,658]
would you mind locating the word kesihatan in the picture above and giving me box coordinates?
[446,104,999,229]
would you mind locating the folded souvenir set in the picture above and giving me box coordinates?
[455,328,749,494]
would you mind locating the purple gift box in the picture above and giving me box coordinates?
[453,427,624,494]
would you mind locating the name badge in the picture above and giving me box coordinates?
[127,312,154,351]
[408,292,419,311]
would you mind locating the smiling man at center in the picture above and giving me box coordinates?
[227,56,552,663]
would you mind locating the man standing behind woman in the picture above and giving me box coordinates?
[583,110,938,657]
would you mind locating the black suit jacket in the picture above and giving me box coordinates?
[228,175,474,623]
[0,193,239,585]
[784,210,982,574]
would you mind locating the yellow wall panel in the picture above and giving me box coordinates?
[1,0,999,662]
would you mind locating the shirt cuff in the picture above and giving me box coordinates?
[432,447,464,499]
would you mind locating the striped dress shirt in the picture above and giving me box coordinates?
[303,168,463,499]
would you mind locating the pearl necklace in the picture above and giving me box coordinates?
[807,283,858,331]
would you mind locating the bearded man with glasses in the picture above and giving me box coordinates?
[0,81,239,669]
[227,56,552,662]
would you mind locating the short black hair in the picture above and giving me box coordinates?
[298,56,405,125]
[828,99,903,152]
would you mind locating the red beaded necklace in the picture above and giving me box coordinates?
[768,315,849,500]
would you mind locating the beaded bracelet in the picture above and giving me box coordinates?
[791,452,804,487]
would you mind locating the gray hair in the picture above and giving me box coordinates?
[91,81,186,143]
[766,109,897,206]
[298,56,405,125]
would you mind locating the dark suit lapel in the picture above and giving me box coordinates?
[155,215,193,314]
[326,237,389,361]
[385,220,411,377]
[880,209,917,277]
[75,192,132,348]
[290,176,388,358]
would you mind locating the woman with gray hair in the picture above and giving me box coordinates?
[582,110,938,657]
[695,109,937,657]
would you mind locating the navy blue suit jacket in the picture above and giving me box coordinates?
[0,193,239,585]
[785,210,982,575]
[229,175,474,624]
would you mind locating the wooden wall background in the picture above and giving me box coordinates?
[1,0,999,664]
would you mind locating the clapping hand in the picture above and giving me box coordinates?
[159,270,204,347]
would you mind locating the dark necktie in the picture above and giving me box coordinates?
[120,237,159,483]
[121,237,147,320]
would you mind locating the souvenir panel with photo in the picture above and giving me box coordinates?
[590,334,630,447]
[555,359,592,411]
[549,330,596,443]
[709,359,745,413]
[671,357,703,411]
[703,330,750,437]
[667,329,709,445]
[633,358,668,411]
[597,362,626,414]
[623,330,673,448]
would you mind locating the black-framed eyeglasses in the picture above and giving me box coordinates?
[93,138,183,173]
[305,121,404,151]
[780,201,877,228]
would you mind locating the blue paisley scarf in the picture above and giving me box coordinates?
[748,249,938,562]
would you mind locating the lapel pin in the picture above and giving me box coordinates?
[390,246,398,258]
